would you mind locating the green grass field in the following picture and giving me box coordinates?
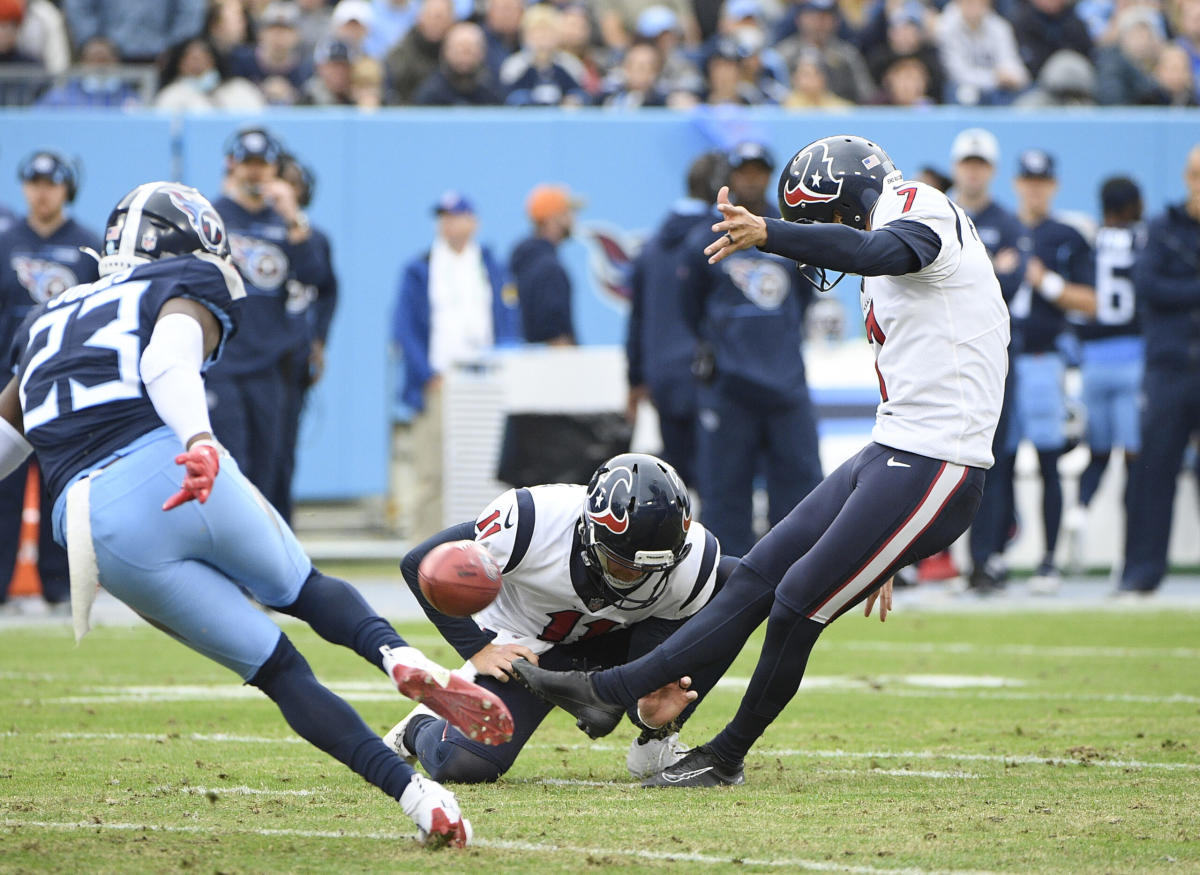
[3,607,1199,873]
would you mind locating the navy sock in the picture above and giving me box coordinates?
[592,562,777,709]
[1078,452,1110,508]
[708,598,823,764]
[1037,450,1064,556]
[276,569,406,672]
[250,635,414,801]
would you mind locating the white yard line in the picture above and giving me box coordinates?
[0,818,999,874]
[830,641,1200,659]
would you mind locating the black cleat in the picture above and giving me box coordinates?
[508,659,625,738]
[641,745,745,788]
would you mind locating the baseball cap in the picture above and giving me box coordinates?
[728,141,775,171]
[1100,176,1141,213]
[889,1,925,26]
[708,36,744,63]
[526,183,584,223]
[259,2,299,28]
[724,0,762,20]
[331,0,373,28]
[433,190,475,216]
[950,127,999,165]
[799,0,836,13]
[225,127,283,164]
[636,5,679,38]
[18,150,73,185]
[314,38,354,64]
[1017,148,1056,179]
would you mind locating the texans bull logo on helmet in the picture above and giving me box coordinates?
[782,140,844,208]
[166,186,227,255]
[586,466,634,535]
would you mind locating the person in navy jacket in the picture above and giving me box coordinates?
[391,191,521,540]
[0,150,100,610]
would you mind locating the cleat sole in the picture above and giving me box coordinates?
[392,665,515,746]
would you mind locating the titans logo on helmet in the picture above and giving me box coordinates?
[229,233,287,291]
[12,256,78,303]
[166,186,226,254]
[783,140,843,208]
[586,466,634,535]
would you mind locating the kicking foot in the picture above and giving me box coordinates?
[508,658,624,739]
[641,745,745,788]
[399,773,472,849]
[380,646,513,746]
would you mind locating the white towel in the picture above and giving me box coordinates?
[66,475,100,644]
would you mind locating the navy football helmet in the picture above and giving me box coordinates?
[579,453,693,610]
[99,182,230,277]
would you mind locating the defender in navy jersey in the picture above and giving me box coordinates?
[0,202,15,236]
[0,181,516,848]
[383,454,737,784]
[1063,177,1145,571]
[0,150,100,608]
[510,135,1009,788]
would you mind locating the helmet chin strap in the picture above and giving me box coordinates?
[97,253,151,277]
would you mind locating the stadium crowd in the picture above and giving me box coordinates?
[0,0,1199,109]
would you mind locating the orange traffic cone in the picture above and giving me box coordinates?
[9,463,43,597]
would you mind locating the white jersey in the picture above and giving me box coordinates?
[470,484,720,655]
[862,178,1010,468]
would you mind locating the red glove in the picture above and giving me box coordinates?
[162,442,220,511]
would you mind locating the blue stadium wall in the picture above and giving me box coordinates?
[1,108,1197,500]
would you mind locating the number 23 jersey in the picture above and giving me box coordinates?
[863,179,1010,469]
[471,484,720,654]
[12,253,244,502]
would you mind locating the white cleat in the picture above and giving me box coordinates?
[627,731,690,779]
[399,773,472,849]
[383,704,436,765]
[380,645,514,746]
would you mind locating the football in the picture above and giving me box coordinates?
[418,540,503,617]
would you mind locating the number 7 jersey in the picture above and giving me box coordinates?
[862,179,1010,469]
[11,253,244,502]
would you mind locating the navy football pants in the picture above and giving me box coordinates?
[206,366,287,506]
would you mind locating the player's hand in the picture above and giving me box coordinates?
[704,186,768,265]
[1025,256,1045,289]
[263,178,299,222]
[864,577,893,622]
[308,339,326,385]
[636,676,697,729]
[474,642,539,682]
[162,441,220,511]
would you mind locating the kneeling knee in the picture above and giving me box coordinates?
[428,745,505,784]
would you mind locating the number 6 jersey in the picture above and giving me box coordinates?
[471,484,720,654]
[11,253,244,502]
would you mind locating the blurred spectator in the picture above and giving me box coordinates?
[731,22,790,102]
[625,150,727,487]
[1175,0,1200,100]
[391,191,520,539]
[1153,42,1198,103]
[500,3,588,106]
[559,4,608,99]
[601,40,668,106]
[595,0,699,50]
[62,0,206,64]
[482,0,524,81]
[300,37,356,104]
[363,0,418,58]
[937,0,1029,104]
[783,47,853,106]
[295,0,332,56]
[331,0,374,54]
[1077,0,1167,46]
[413,20,502,104]
[865,2,944,103]
[230,3,312,105]
[702,35,769,103]
[1012,0,1094,79]
[636,4,703,96]
[36,35,143,107]
[351,53,385,106]
[385,0,453,104]
[17,0,69,73]
[1096,6,1168,104]
[510,183,582,345]
[205,0,255,62]
[1,1,38,66]
[155,35,266,110]
[1015,48,1097,104]
[776,0,876,104]
[878,52,936,104]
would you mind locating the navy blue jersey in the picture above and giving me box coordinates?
[284,224,337,353]
[0,217,102,359]
[1014,217,1094,354]
[679,221,814,406]
[210,196,323,374]
[0,202,16,236]
[1076,224,1144,342]
[967,201,1031,305]
[12,254,243,502]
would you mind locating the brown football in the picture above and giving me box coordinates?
[418,540,503,617]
